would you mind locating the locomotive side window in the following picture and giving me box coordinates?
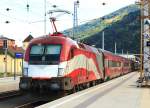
[68,48,74,60]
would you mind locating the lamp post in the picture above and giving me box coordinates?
[102,31,104,50]
[101,2,106,50]
[3,39,8,77]
[115,42,117,54]
[44,0,47,34]
[122,49,124,55]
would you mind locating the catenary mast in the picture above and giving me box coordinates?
[139,0,150,86]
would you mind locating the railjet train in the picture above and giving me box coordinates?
[19,33,134,92]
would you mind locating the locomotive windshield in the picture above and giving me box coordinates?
[29,44,61,65]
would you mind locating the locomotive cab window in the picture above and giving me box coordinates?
[29,44,61,65]
[30,44,44,55]
[68,48,74,59]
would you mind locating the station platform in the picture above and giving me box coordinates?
[37,72,150,108]
[0,77,19,93]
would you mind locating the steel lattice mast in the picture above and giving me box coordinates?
[73,0,79,39]
[139,0,150,85]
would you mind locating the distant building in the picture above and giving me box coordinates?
[0,35,24,76]
[0,35,15,47]
[23,34,33,50]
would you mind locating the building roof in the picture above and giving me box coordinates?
[23,34,33,42]
[0,35,15,41]
[0,46,24,58]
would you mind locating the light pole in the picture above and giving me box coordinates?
[115,42,117,54]
[3,39,8,77]
[44,0,47,34]
[102,31,104,50]
[101,2,106,50]
[122,49,124,55]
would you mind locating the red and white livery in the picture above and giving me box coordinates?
[19,33,132,92]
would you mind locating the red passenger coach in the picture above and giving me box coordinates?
[103,51,123,80]
[122,58,131,74]
[19,33,132,93]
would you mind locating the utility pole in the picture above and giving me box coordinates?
[3,39,8,77]
[102,31,104,50]
[73,0,79,39]
[44,0,47,34]
[115,42,117,54]
[122,49,124,55]
[101,3,106,50]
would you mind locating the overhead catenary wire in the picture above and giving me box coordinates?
[0,0,47,24]
[0,0,74,26]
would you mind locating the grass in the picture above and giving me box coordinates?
[0,72,21,78]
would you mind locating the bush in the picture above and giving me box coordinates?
[0,72,21,78]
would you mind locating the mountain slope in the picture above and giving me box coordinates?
[63,4,140,54]
[83,10,140,54]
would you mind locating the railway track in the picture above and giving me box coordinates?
[0,73,135,108]
[0,90,65,108]
[0,90,23,100]
[15,100,49,108]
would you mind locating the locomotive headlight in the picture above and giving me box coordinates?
[58,68,64,76]
[23,68,28,77]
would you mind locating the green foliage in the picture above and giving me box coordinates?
[0,72,19,78]
[63,4,140,54]
[83,10,140,54]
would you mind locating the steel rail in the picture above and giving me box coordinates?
[0,90,22,100]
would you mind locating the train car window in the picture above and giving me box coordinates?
[124,62,129,67]
[108,61,112,67]
[108,61,121,67]
[105,60,108,67]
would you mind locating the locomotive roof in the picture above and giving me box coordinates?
[29,35,78,46]
[28,34,129,61]
[97,48,126,60]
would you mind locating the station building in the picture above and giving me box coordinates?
[22,34,33,50]
[0,35,24,76]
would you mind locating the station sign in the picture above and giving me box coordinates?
[146,41,150,47]
[15,53,23,58]
[143,33,150,39]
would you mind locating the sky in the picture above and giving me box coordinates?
[0,0,137,46]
